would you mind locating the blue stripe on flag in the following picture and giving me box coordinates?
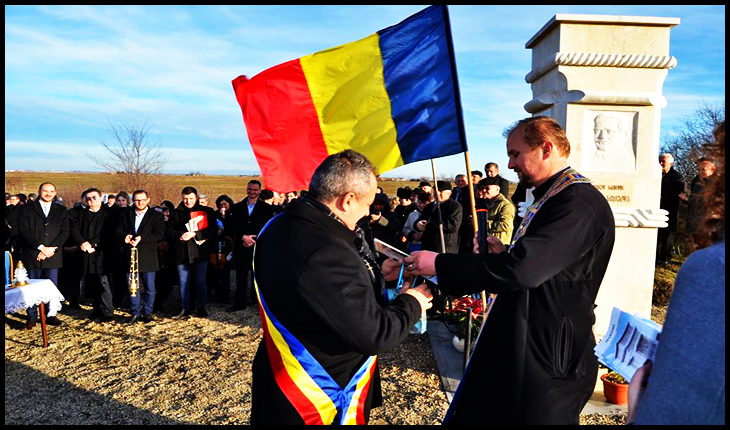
[378,5,466,164]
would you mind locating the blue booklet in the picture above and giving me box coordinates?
[594,307,662,382]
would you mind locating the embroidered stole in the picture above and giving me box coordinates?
[510,167,591,249]
[446,167,591,424]
[253,216,378,425]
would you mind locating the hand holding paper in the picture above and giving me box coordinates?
[594,307,662,382]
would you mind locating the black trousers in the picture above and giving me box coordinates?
[656,228,675,264]
[86,273,114,317]
[232,268,253,308]
[232,249,255,308]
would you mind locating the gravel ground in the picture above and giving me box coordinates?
[5,294,624,425]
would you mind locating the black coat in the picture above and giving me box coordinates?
[228,199,275,266]
[452,186,476,254]
[495,174,511,199]
[250,197,422,424]
[660,167,685,231]
[69,205,115,274]
[434,170,616,424]
[365,206,401,249]
[16,201,69,270]
[393,202,416,228]
[5,204,22,253]
[165,203,218,264]
[685,175,710,235]
[418,198,463,253]
[105,205,128,271]
[117,207,165,273]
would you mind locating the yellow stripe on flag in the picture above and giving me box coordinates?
[300,34,404,172]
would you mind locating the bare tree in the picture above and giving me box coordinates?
[661,100,725,184]
[86,120,170,193]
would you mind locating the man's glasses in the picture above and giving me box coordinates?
[133,199,147,202]
[85,196,100,201]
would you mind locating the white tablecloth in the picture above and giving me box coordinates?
[5,278,65,316]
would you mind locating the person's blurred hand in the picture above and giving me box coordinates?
[402,281,433,312]
[627,360,653,424]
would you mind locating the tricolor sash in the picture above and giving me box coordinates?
[253,217,378,425]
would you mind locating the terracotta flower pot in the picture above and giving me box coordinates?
[601,373,629,405]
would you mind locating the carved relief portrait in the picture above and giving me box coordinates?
[583,111,636,172]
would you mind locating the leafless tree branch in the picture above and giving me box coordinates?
[85,120,171,192]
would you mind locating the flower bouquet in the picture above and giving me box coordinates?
[444,295,483,343]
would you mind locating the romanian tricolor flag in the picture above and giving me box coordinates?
[232,5,467,192]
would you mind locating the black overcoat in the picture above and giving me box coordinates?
[117,207,165,273]
[250,197,422,424]
[165,203,218,264]
[435,169,616,425]
[418,198,463,253]
[660,167,685,231]
[228,199,275,266]
[17,201,69,270]
[496,174,511,199]
[68,205,115,274]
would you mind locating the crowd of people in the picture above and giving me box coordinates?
[4,160,520,327]
[4,182,293,327]
[4,117,724,425]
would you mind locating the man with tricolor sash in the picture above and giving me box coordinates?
[250,150,433,425]
[406,117,616,425]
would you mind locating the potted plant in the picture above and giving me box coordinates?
[444,295,483,352]
[600,369,629,405]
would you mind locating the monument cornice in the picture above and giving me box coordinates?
[526,52,677,84]
[524,89,668,113]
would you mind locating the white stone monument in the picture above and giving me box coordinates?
[524,14,680,337]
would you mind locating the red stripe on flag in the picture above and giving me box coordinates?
[258,301,324,424]
[233,59,329,192]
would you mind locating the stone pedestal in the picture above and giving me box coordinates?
[524,15,680,336]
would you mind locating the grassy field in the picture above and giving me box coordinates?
[4,171,426,207]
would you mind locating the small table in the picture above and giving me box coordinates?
[5,278,65,347]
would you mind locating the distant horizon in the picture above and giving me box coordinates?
[4,168,435,181]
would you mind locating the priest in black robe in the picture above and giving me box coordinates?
[406,116,616,425]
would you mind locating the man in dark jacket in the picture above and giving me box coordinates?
[117,190,165,323]
[485,162,512,199]
[16,182,69,328]
[68,188,116,323]
[226,180,274,312]
[406,117,615,425]
[451,174,475,254]
[682,157,716,244]
[166,186,218,318]
[657,153,685,266]
[250,149,432,424]
[58,192,88,310]
[415,180,463,254]
[361,192,401,250]
[414,180,462,317]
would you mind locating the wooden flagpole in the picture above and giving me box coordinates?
[461,152,488,317]
[430,159,447,254]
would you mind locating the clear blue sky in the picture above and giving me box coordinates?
[5,5,725,182]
